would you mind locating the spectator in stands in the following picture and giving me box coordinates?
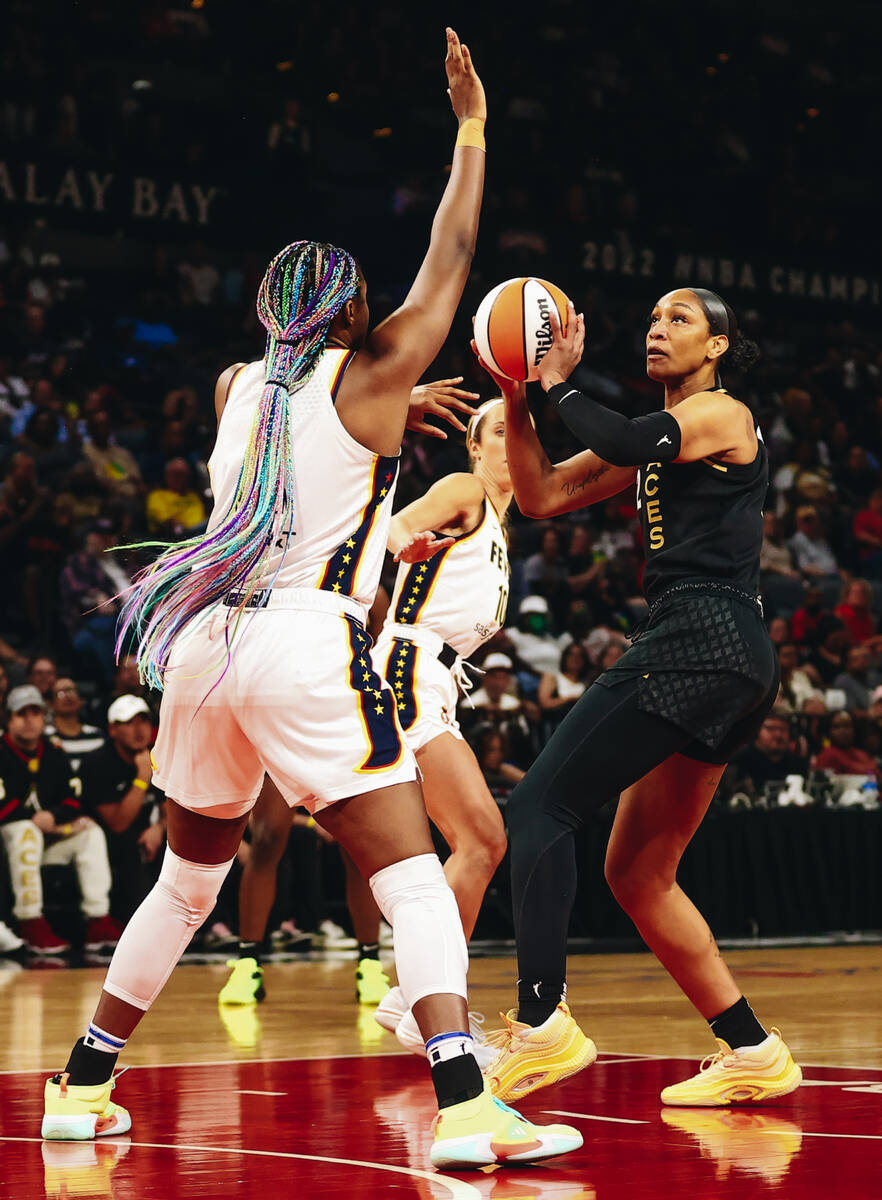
[731,710,809,797]
[473,725,525,801]
[27,655,58,703]
[564,524,605,599]
[791,584,827,647]
[814,711,879,780]
[145,457,206,538]
[760,512,803,615]
[81,409,143,502]
[852,489,882,579]
[788,505,840,598]
[835,579,879,646]
[177,242,221,307]
[523,526,568,626]
[835,445,879,508]
[462,653,533,767]
[538,642,590,733]
[833,646,882,716]
[806,616,851,688]
[777,641,820,712]
[45,677,105,769]
[79,695,165,920]
[506,595,567,676]
[768,616,791,648]
[0,685,120,953]
[60,522,132,684]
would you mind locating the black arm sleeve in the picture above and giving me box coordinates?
[548,382,682,467]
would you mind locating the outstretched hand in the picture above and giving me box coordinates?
[394,530,456,564]
[407,377,480,439]
[536,301,586,391]
[445,28,486,123]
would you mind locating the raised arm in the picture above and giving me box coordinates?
[337,29,486,453]
[471,342,634,519]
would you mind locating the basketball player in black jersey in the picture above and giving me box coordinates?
[476,288,803,1107]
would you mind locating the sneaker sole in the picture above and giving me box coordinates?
[41,1109,132,1141]
[26,945,69,955]
[431,1130,583,1170]
[661,1064,803,1107]
[490,1035,598,1103]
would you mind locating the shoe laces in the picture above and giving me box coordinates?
[482,1012,517,1053]
[699,1047,738,1074]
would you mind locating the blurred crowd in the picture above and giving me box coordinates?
[1,0,881,957]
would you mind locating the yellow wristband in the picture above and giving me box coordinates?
[455,117,485,152]
[61,823,73,836]
[132,777,149,791]
[306,816,317,829]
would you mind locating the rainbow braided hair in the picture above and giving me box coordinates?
[117,240,360,690]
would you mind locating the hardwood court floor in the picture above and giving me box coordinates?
[1,945,881,1199]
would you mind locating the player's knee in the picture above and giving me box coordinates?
[604,853,672,913]
[459,823,507,879]
[156,847,231,927]
[368,852,452,925]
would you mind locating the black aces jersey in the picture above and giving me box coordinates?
[637,412,767,605]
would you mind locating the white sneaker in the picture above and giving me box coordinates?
[394,1009,499,1069]
[0,921,24,954]
[314,919,358,950]
[375,985,407,1035]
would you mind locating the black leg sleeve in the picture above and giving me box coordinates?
[509,676,694,1022]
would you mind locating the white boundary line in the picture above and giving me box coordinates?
[0,1137,481,1198]
[544,1110,648,1125]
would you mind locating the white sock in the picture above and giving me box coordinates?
[83,1022,127,1055]
[426,1031,474,1066]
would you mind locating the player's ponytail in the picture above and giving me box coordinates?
[117,240,359,690]
[688,286,760,379]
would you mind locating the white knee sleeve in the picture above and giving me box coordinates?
[104,848,233,1011]
[369,853,467,1008]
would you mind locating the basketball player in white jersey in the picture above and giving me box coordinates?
[41,30,581,1171]
[370,397,514,1053]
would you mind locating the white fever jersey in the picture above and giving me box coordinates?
[385,496,510,658]
[207,349,399,612]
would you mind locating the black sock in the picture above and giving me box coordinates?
[238,940,261,962]
[358,942,379,961]
[63,1037,117,1086]
[709,996,767,1050]
[431,1054,484,1109]
[517,978,565,1027]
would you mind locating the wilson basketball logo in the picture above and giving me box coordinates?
[474,276,570,382]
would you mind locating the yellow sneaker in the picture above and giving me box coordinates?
[219,957,265,1005]
[660,1030,802,1107]
[483,1003,597,1103]
[217,1001,262,1049]
[431,1082,583,1170]
[42,1138,131,1197]
[355,957,390,1005]
[661,1107,803,1184]
[42,1073,132,1141]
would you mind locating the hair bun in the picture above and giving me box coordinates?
[727,334,760,371]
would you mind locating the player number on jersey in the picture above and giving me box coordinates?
[495,584,509,626]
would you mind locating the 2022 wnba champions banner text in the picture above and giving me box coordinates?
[579,238,881,310]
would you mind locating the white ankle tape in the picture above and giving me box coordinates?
[103,848,233,1010]
[369,853,467,1008]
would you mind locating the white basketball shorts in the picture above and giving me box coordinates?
[373,625,464,755]
[151,589,416,816]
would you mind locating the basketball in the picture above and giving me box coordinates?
[473,277,571,382]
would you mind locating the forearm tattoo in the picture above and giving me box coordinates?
[561,464,610,497]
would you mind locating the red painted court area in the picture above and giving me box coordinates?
[2,1052,880,1199]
